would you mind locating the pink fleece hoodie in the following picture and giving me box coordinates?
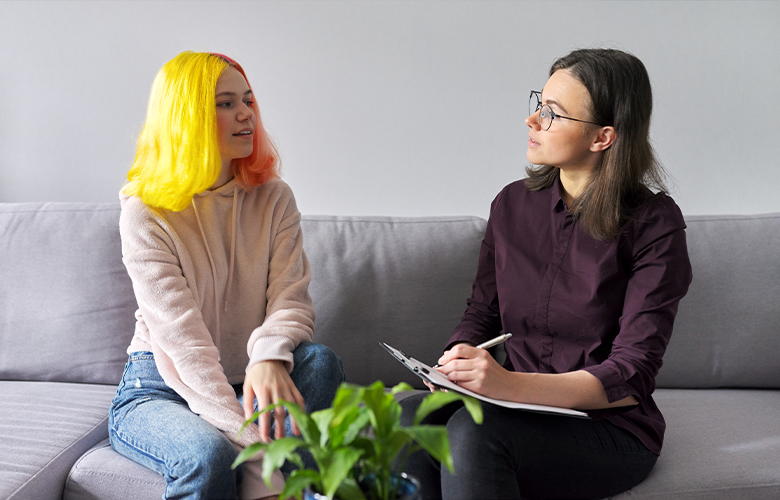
[119,178,314,448]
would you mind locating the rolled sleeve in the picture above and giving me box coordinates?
[585,198,692,403]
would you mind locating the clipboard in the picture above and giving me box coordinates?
[379,342,589,419]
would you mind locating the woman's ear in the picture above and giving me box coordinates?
[590,126,616,152]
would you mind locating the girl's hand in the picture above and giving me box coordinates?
[435,344,514,400]
[243,360,305,443]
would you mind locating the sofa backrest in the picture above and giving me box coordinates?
[301,216,485,388]
[0,203,485,389]
[2,202,777,391]
[0,203,136,385]
[655,213,780,389]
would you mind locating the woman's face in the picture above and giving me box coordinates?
[525,69,602,174]
[215,66,256,167]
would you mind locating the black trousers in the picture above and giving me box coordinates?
[398,393,657,500]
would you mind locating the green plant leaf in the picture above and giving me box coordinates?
[389,382,415,395]
[331,384,365,427]
[261,436,307,485]
[378,431,412,473]
[281,468,320,500]
[282,400,321,446]
[403,425,455,474]
[321,447,364,499]
[312,407,335,449]
[232,441,266,469]
[413,391,483,426]
[362,382,401,440]
[342,408,370,446]
[335,477,369,500]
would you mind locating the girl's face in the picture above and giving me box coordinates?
[525,69,604,175]
[215,66,256,168]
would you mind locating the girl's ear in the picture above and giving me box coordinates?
[590,126,616,152]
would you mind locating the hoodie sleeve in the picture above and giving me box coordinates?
[119,196,263,449]
[246,185,316,373]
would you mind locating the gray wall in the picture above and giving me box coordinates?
[1,1,777,219]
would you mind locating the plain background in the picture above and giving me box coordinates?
[0,0,778,219]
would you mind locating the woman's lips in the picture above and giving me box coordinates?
[528,135,541,147]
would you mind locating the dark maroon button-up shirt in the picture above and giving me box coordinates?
[449,178,692,455]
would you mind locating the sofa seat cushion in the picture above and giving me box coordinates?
[610,388,780,499]
[0,381,116,500]
[64,439,165,500]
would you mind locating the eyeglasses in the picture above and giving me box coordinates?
[529,90,602,131]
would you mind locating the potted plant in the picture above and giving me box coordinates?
[232,381,483,500]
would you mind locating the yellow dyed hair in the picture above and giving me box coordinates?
[123,51,280,211]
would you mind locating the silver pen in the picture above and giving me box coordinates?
[475,333,512,350]
[434,333,512,368]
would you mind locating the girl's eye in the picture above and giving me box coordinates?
[244,100,254,106]
[217,102,231,108]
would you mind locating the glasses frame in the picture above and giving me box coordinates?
[529,90,602,131]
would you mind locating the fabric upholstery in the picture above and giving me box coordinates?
[301,215,485,388]
[0,203,778,500]
[656,214,780,389]
[0,381,115,500]
[609,388,780,499]
[64,440,165,500]
[0,203,137,386]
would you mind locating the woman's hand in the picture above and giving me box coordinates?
[435,344,514,400]
[243,360,305,443]
[438,345,640,410]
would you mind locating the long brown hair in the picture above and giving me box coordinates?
[524,49,667,239]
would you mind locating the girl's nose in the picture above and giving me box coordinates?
[238,103,254,121]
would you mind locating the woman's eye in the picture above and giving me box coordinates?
[217,102,232,108]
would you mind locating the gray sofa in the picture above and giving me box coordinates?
[1,202,779,500]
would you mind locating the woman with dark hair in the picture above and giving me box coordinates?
[109,51,344,500]
[402,48,692,499]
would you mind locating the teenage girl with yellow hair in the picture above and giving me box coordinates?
[109,51,344,500]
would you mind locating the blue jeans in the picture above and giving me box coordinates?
[109,342,344,500]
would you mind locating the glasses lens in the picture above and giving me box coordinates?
[539,105,553,131]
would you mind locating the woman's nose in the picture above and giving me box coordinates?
[525,111,541,130]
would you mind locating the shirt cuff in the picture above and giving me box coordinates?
[583,362,636,403]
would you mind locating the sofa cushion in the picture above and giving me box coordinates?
[657,213,780,389]
[64,439,165,500]
[0,203,137,385]
[0,381,116,500]
[609,388,780,499]
[301,216,485,388]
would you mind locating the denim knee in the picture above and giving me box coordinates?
[166,436,240,499]
[291,342,345,412]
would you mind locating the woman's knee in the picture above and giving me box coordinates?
[446,406,489,458]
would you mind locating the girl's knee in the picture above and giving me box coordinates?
[294,343,344,382]
[163,437,239,498]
